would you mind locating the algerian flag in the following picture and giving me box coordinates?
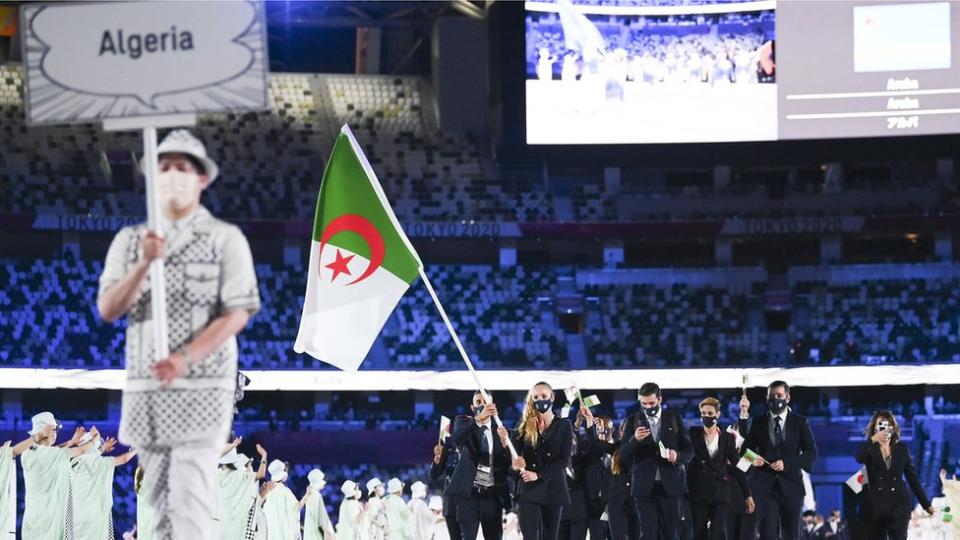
[582,395,601,408]
[845,466,868,494]
[439,416,451,443]
[737,448,762,472]
[293,125,422,371]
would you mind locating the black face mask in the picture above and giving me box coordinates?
[474,406,485,417]
[701,416,717,428]
[768,397,788,414]
[642,404,660,417]
[534,399,553,414]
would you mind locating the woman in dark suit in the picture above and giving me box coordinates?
[687,397,755,540]
[584,416,640,540]
[855,410,934,540]
[497,381,573,540]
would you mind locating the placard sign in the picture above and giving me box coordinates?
[20,0,268,125]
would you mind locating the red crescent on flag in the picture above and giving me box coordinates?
[318,214,385,286]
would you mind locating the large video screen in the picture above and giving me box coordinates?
[524,0,960,144]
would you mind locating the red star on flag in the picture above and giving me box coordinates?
[325,249,355,282]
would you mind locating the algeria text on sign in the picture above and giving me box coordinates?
[20,1,268,124]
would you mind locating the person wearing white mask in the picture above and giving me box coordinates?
[302,469,336,540]
[219,444,268,540]
[68,430,138,539]
[408,481,433,540]
[338,480,365,540]
[366,478,389,540]
[384,478,412,540]
[428,496,450,540]
[19,413,99,540]
[97,129,261,540]
[260,460,300,540]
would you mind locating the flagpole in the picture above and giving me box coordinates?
[417,267,520,459]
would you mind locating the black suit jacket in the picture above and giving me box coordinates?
[444,416,512,509]
[511,417,574,506]
[621,409,694,497]
[687,426,751,504]
[855,440,931,517]
[741,412,818,499]
[430,441,459,518]
[580,426,613,512]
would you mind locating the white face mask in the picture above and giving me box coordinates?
[157,170,201,210]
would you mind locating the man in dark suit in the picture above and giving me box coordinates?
[444,391,512,540]
[620,382,694,540]
[431,435,461,540]
[741,380,818,540]
[822,509,849,540]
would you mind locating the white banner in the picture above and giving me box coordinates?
[1,364,958,391]
[20,0,268,124]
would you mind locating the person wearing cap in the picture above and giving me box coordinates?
[366,477,389,540]
[408,481,434,540]
[68,430,138,539]
[428,496,451,540]
[219,443,268,540]
[338,480,365,540]
[18,412,100,540]
[385,477,412,540]
[97,129,261,539]
[261,459,300,539]
[302,469,336,540]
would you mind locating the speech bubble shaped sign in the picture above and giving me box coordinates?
[29,1,259,109]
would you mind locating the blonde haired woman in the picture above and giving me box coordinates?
[497,381,572,540]
[856,410,933,540]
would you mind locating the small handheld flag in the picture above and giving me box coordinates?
[582,395,601,409]
[439,416,451,444]
[737,448,763,472]
[658,441,670,459]
[845,466,868,494]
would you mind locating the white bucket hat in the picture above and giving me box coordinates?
[308,469,326,489]
[366,478,383,494]
[219,448,239,466]
[267,459,287,482]
[28,412,61,436]
[428,496,443,511]
[143,129,220,183]
[341,480,359,497]
[234,452,251,469]
[386,478,403,494]
[410,481,427,499]
[76,430,102,457]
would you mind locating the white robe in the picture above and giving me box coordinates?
[428,517,450,540]
[137,486,156,540]
[0,445,14,537]
[337,499,363,540]
[69,455,116,539]
[407,499,433,540]
[219,468,259,540]
[21,445,71,540]
[303,489,334,540]
[365,496,387,540]
[262,482,300,540]
[384,494,411,540]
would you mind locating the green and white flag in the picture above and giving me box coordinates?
[294,125,422,371]
[737,448,762,472]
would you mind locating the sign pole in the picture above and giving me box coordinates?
[142,126,169,361]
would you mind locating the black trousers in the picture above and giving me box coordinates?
[635,482,683,540]
[454,494,503,540]
[691,501,729,540]
[858,495,910,540]
[445,496,463,540]
[726,510,755,540]
[519,501,564,540]
[608,491,640,540]
[754,484,803,540]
